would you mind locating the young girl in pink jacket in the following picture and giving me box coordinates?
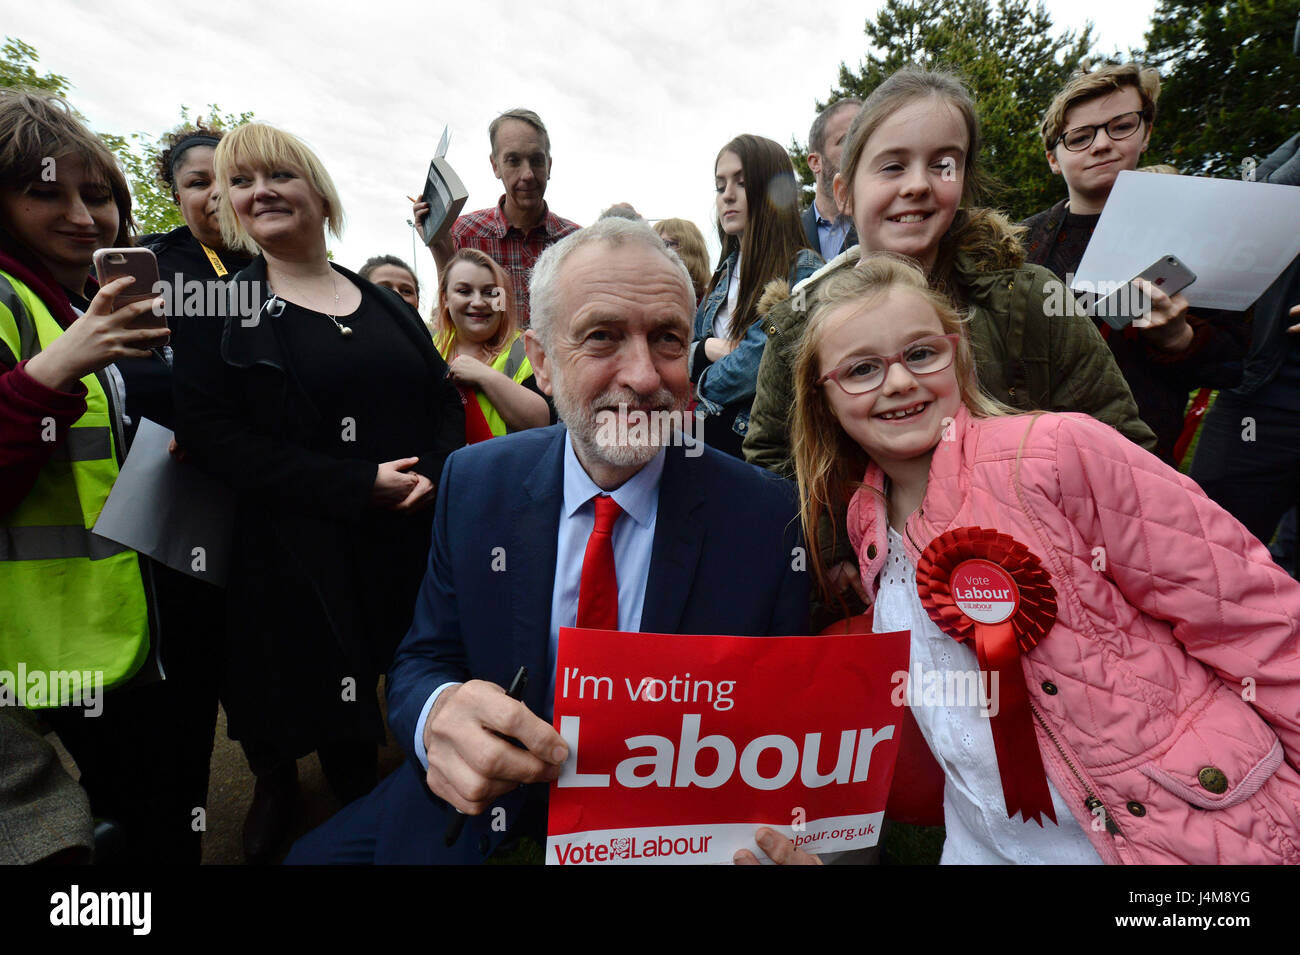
[789,254,1300,865]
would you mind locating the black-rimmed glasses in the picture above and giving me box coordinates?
[1056,111,1148,152]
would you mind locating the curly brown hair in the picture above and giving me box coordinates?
[155,124,224,194]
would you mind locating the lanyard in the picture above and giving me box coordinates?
[199,242,228,278]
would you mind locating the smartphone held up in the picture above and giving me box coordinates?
[1086,254,1197,330]
[92,247,167,329]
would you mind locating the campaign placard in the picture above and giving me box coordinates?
[547,627,910,865]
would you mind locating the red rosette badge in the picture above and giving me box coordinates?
[914,526,1059,826]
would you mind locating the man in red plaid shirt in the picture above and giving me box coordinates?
[436,109,580,326]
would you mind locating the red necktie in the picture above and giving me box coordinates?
[577,494,623,630]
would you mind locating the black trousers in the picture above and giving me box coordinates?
[240,737,378,808]
[1189,393,1300,562]
[45,565,223,865]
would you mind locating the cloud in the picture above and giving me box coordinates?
[8,0,1155,311]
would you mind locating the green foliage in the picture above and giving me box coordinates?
[1142,0,1300,179]
[0,36,69,93]
[107,104,255,236]
[791,0,1095,221]
[881,821,945,864]
[2,38,253,237]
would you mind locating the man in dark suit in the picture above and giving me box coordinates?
[287,218,809,864]
[802,99,862,261]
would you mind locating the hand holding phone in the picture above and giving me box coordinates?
[93,247,166,328]
[1088,254,1197,330]
[23,275,168,392]
[1131,277,1194,350]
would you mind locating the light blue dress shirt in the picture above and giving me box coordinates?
[813,197,851,261]
[412,434,665,768]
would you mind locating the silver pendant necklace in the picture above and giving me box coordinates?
[272,269,352,337]
[325,271,352,338]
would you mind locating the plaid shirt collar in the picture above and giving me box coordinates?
[485,194,567,240]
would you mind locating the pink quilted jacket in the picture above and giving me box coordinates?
[847,405,1300,864]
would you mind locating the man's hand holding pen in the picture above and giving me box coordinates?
[422,679,569,816]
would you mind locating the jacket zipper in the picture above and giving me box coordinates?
[1030,701,1121,837]
[904,506,925,554]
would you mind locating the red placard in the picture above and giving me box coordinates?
[547,627,910,865]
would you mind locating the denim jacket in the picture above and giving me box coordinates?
[690,248,821,434]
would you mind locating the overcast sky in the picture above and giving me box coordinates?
[9,0,1156,313]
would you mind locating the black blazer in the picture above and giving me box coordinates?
[171,255,466,750]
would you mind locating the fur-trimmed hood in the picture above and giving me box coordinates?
[759,206,1029,314]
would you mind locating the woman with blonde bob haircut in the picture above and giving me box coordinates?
[173,121,465,862]
[432,247,549,441]
[771,251,1300,867]
[213,122,345,254]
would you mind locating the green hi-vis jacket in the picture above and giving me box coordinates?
[0,270,150,707]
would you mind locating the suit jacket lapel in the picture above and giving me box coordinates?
[840,225,859,256]
[511,427,565,715]
[640,444,705,634]
[801,204,819,250]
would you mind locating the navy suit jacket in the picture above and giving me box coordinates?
[377,424,809,863]
[801,202,858,260]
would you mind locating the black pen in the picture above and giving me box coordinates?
[443,665,529,848]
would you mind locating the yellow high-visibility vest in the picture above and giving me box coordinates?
[0,270,150,707]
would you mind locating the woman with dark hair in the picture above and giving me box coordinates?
[172,122,465,862]
[145,126,253,288]
[358,254,419,310]
[689,134,821,458]
[121,126,254,438]
[0,88,173,862]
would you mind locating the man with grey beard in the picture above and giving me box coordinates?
[802,98,862,260]
[286,218,808,864]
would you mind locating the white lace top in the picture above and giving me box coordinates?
[874,527,1103,865]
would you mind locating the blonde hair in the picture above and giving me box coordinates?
[654,218,710,301]
[792,254,1010,606]
[1040,63,1160,151]
[213,122,344,254]
[432,248,519,361]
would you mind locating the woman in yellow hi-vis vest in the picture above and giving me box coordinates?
[432,248,551,442]
[0,90,169,863]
